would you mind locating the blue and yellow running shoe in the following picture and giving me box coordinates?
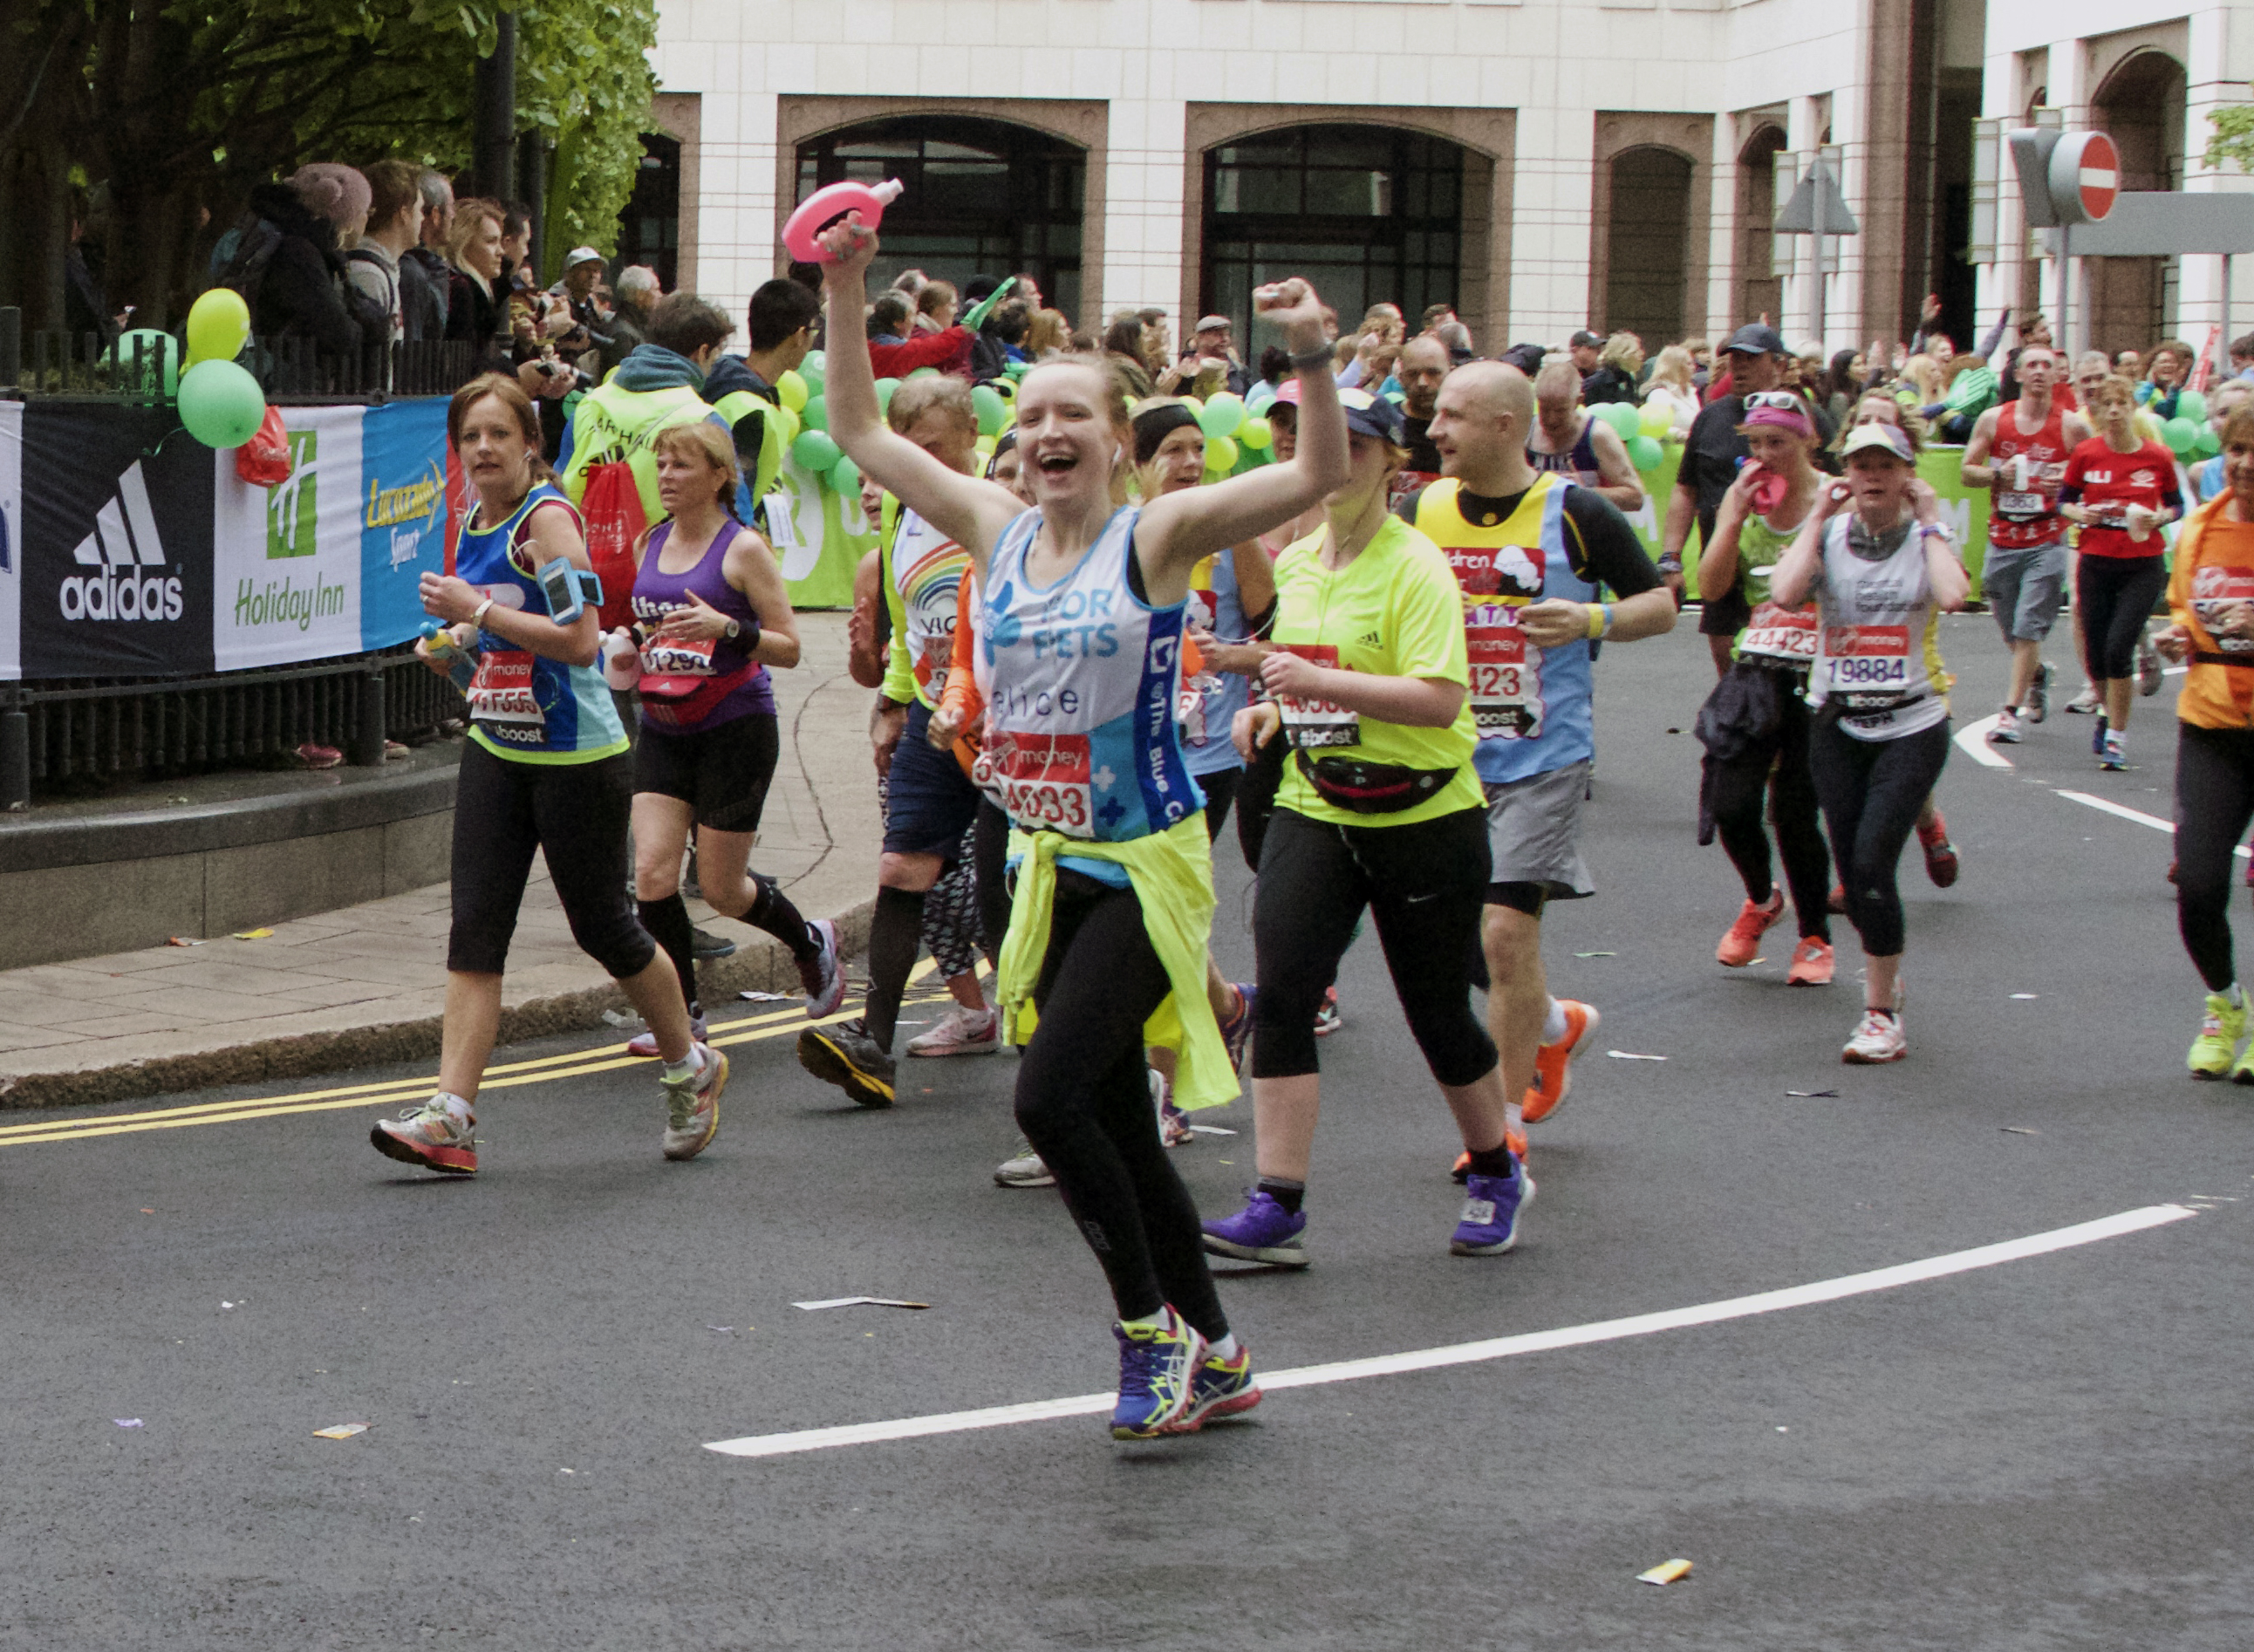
[1171,1341,1262,1432]
[1110,1307,1203,1440]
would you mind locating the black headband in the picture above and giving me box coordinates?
[1131,401,1203,467]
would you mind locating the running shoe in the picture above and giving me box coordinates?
[1450,1160,1534,1256]
[1717,891,1785,967]
[994,1138,1055,1187]
[2189,992,2246,1080]
[1313,985,1342,1037]
[370,1095,478,1176]
[1523,1000,1600,1124]
[2100,730,2128,771]
[1110,1307,1203,1440]
[1219,983,1256,1072]
[1201,1190,1308,1267]
[1988,707,2023,744]
[625,1013,708,1060]
[907,1004,1001,1057]
[799,918,846,1019]
[2138,626,2164,697]
[796,1019,897,1108]
[1916,811,1959,888]
[1451,1124,1528,1184]
[1171,1341,1262,1431]
[2234,1045,2254,1087]
[2066,685,2101,714]
[2025,661,2053,724]
[660,1043,728,1161]
[691,925,735,960]
[2092,713,2109,756]
[1827,884,1848,914]
[1786,936,1835,986]
[1151,1067,1192,1148]
[1842,1007,1907,1064]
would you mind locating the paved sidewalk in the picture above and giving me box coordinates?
[0,614,882,1109]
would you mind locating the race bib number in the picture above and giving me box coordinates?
[1739,601,1819,663]
[1820,625,1910,693]
[2192,566,2254,655]
[1997,491,2047,519]
[639,633,719,678]
[987,732,1096,836]
[1467,621,1542,739]
[1274,643,1360,749]
[467,649,546,741]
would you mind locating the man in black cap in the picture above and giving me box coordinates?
[1661,322,1786,664]
[1568,330,1605,380]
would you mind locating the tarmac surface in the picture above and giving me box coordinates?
[3,617,2250,1650]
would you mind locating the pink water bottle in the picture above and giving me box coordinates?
[601,628,643,690]
[784,179,905,263]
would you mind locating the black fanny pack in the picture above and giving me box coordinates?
[1294,749,1458,816]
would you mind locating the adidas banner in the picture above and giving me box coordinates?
[20,403,216,679]
[7,399,454,680]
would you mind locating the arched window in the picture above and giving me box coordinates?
[2087,51,2188,354]
[794,117,1086,318]
[1200,125,1465,345]
[1606,147,1695,348]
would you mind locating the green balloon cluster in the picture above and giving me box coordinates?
[1597,403,1642,439]
[2163,417,2201,457]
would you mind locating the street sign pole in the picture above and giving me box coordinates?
[2059,222,2072,362]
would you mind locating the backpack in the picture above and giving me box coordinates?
[212,215,285,316]
[342,247,400,343]
[577,461,648,631]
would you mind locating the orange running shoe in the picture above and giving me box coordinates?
[1522,1000,1600,1125]
[1916,809,1959,887]
[1786,936,1834,986]
[1716,891,1785,967]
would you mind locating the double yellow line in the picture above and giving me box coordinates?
[1,961,952,1150]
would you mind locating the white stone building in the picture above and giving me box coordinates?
[614,0,2254,363]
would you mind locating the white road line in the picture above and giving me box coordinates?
[703,1203,2195,1461]
[1956,713,2013,768]
[2056,789,2251,858]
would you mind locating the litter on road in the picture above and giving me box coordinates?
[1785,1089,1841,1098]
[793,1296,931,1312]
[1607,1050,1667,1062]
[113,1419,143,1429]
[311,1423,368,1440]
[1637,1560,1693,1586]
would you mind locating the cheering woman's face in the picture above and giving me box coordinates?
[1142,425,1206,497]
[1014,363,1123,511]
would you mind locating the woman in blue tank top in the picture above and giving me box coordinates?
[370,373,726,1178]
[618,420,844,1057]
[819,216,1350,1444]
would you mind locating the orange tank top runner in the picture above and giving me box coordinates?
[2170,495,2254,731]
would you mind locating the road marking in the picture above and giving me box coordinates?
[1,966,949,1147]
[2055,790,2251,858]
[703,1203,2196,1460]
[1955,713,2013,768]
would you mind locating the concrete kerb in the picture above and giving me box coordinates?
[0,898,876,1113]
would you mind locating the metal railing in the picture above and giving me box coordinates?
[0,650,467,810]
[0,308,482,403]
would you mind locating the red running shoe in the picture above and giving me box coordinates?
[1717,891,1785,967]
[1916,810,1959,887]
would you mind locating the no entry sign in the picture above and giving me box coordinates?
[2049,130,2121,224]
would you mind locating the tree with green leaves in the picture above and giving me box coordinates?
[0,0,656,333]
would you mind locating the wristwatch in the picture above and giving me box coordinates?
[723,618,741,641]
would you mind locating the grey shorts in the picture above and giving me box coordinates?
[1482,761,1594,905]
[1983,539,2068,643]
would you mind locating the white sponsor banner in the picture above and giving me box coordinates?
[0,400,20,680]
[211,405,365,671]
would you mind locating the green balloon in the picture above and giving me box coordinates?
[907,367,939,380]
[800,394,828,432]
[1625,433,1664,472]
[2196,426,2223,457]
[2163,417,2200,456]
[792,429,841,472]
[874,377,901,413]
[830,454,861,498]
[971,383,1007,439]
[1198,393,1245,439]
[2177,390,2208,424]
[1602,403,1642,438]
[799,352,825,389]
[177,358,266,448]
[117,328,181,398]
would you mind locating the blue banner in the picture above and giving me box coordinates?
[359,399,452,652]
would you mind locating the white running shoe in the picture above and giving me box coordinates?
[627,1013,707,1059]
[907,1004,1001,1057]
[994,1138,1055,1187]
[2066,684,2101,714]
[799,918,846,1019]
[2137,626,2164,697]
[660,1043,728,1160]
[1151,1067,1192,1147]
[1841,1007,1906,1064]
[1987,707,2022,744]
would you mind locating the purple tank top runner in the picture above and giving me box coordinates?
[631,521,775,732]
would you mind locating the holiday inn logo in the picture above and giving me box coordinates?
[267,431,318,559]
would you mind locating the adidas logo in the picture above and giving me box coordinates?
[62,461,183,622]
[1357,630,1382,645]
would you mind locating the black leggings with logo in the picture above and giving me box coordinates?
[1807,716,1950,959]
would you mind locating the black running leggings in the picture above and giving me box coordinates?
[1014,872,1228,1339]
[1807,716,1950,959]
[1250,804,1498,1084]
[2175,723,2254,992]
[1710,680,1832,939]
[448,741,656,980]
[2078,553,2168,683]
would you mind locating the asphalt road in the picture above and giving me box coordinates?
[4,617,2251,1651]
